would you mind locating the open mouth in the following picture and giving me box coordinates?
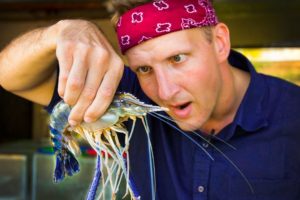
[170,102,192,118]
[178,102,191,110]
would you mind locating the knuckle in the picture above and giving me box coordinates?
[100,86,114,98]
[82,87,96,101]
[56,43,73,61]
[59,73,68,82]
[62,40,73,48]
[77,42,90,51]
[64,97,76,106]
[59,40,74,52]
[95,47,109,61]
[69,79,84,90]
[75,43,90,57]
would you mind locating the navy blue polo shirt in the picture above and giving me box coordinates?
[47,50,300,200]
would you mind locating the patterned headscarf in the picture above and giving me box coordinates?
[116,0,218,54]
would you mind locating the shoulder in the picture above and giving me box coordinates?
[261,74,300,128]
[262,74,300,108]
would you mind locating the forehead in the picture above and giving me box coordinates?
[126,28,208,65]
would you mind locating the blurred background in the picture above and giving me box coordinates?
[0,0,299,199]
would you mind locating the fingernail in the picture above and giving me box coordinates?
[69,120,78,126]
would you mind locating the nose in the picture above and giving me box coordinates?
[155,68,180,101]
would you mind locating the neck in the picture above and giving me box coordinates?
[200,63,250,134]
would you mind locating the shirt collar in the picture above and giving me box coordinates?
[220,50,269,140]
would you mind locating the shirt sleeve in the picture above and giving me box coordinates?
[44,67,61,113]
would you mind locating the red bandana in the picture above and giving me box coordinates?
[116,0,218,54]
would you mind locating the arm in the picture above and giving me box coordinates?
[0,19,124,125]
[0,24,57,105]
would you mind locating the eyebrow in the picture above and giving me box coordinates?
[129,60,150,69]
[129,47,191,68]
[164,47,191,58]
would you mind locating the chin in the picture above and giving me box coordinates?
[166,112,206,132]
[176,120,201,132]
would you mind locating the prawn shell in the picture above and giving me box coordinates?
[80,111,119,131]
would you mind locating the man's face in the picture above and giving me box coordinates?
[126,28,223,131]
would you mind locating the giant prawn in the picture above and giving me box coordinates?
[49,92,167,200]
[48,92,254,200]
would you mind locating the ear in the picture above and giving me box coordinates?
[212,23,231,63]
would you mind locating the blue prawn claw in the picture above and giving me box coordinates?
[53,151,80,183]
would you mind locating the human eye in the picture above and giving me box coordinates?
[170,54,187,63]
[136,66,152,74]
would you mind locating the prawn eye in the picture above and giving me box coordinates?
[113,102,122,107]
[123,102,131,107]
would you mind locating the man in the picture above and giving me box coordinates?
[1,0,300,199]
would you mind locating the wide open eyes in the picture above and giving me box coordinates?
[170,54,187,64]
[135,54,187,75]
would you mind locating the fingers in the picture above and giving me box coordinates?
[67,49,108,125]
[69,55,123,125]
[63,45,89,105]
[54,20,124,126]
[65,49,124,126]
[84,58,123,122]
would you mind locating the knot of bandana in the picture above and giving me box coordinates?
[116,0,218,54]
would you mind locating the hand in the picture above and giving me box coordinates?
[54,20,124,126]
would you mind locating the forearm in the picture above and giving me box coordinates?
[0,22,59,92]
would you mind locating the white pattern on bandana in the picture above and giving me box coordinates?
[153,0,169,11]
[198,0,217,25]
[181,18,206,29]
[121,35,130,45]
[155,23,172,33]
[132,12,144,23]
[138,36,152,44]
[184,4,197,13]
